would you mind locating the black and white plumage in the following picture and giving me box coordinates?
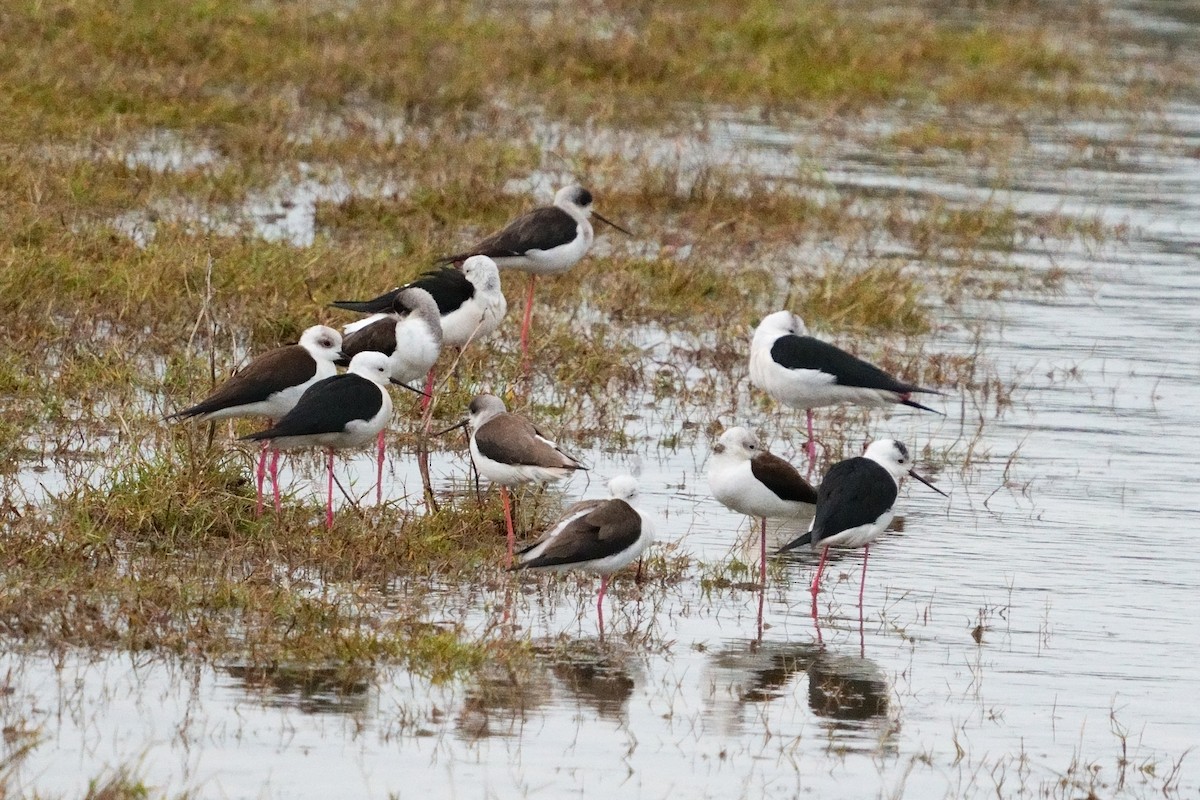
[331,256,506,350]
[776,440,947,608]
[169,325,343,424]
[749,310,940,461]
[708,426,817,586]
[168,324,343,516]
[436,185,630,357]
[241,351,394,530]
[438,185,629,276]
[511,475,653,636]
[337,287,442,386]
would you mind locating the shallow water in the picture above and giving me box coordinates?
[6,2,1200,798]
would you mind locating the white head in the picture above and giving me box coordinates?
[863,439,948,496]
[554,184,593,214]
[755,310,809,340]
[863,439,912,479]
[396,287,443,343]
[608,474,640,502]
[711,426,761,462]
[346,351,392,385]
[467,393,507,429]
[462,255,502,293]
[298,325,343,362]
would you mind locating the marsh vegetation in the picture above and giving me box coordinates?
[1,0,1197,797]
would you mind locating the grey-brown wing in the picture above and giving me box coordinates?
[521,500,642,568]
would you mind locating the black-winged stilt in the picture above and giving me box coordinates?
[776,439,946,611]
[241,351,394,530]
[707,426,818,586]
[511,475,653,636]
[337,286,442,502]
[332,256,506,351]
[749,311,940,462]
[436,185,630,357]
[168,325,343,515]
[439,393,586,565]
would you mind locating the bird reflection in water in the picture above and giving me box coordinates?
[544,638,637,720]
[702,639,895,749]
[222,663,372,716]
[456,638,638,739]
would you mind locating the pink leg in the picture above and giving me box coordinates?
[519,274,537,359]
[421,367,436,413]
[858,545,870,608]
[597,575,609,640]
[254,440,269,517]
[810,545,829,596]
[806,409,817,463]
[759,517,768,587]
[325,448,335,531]
[501,486,516,567]
[756,581,765,643]
[375,428,386,506]
[270,448,282,513]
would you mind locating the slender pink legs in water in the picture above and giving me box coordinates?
[859,545,870,608]
[810,544,830,618]
[269,448,282,513]
[759,516,769,587]
[375,429,386,506]
[325,448,335,531]
[597,575,609,641]
[254,440,269,516]
[500,486,516,567]
[519,274,537,360]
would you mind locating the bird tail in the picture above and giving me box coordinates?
[776,530,814,554]
[239,427,276,443]
[330,288,402,314]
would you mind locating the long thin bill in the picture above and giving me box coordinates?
[432,419,469,437]
[390,378,432,398]
[593,211,633,236]
[908,469,948,497]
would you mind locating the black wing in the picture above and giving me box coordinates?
[242,374,382,440]
[751,452,818,504]
[408,266,474,314]
[439,207,579,262]
[329,287,403,314]
[338,317,397,364]
[770,336,932,395]
[808,457,897,544]
[330,266,473,315]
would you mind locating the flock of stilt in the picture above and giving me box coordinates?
[168,183,949,626]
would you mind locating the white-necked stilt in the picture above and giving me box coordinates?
[437,185,630,357]
[332,256,506,351]
[749,311,940,462]
[337,286,442,502]
[708,426,818,586]
[440,393,586,565]
[512,475,653,636]
[241,351,394,530]
[168,325,343,515]
[776,439,947,611]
